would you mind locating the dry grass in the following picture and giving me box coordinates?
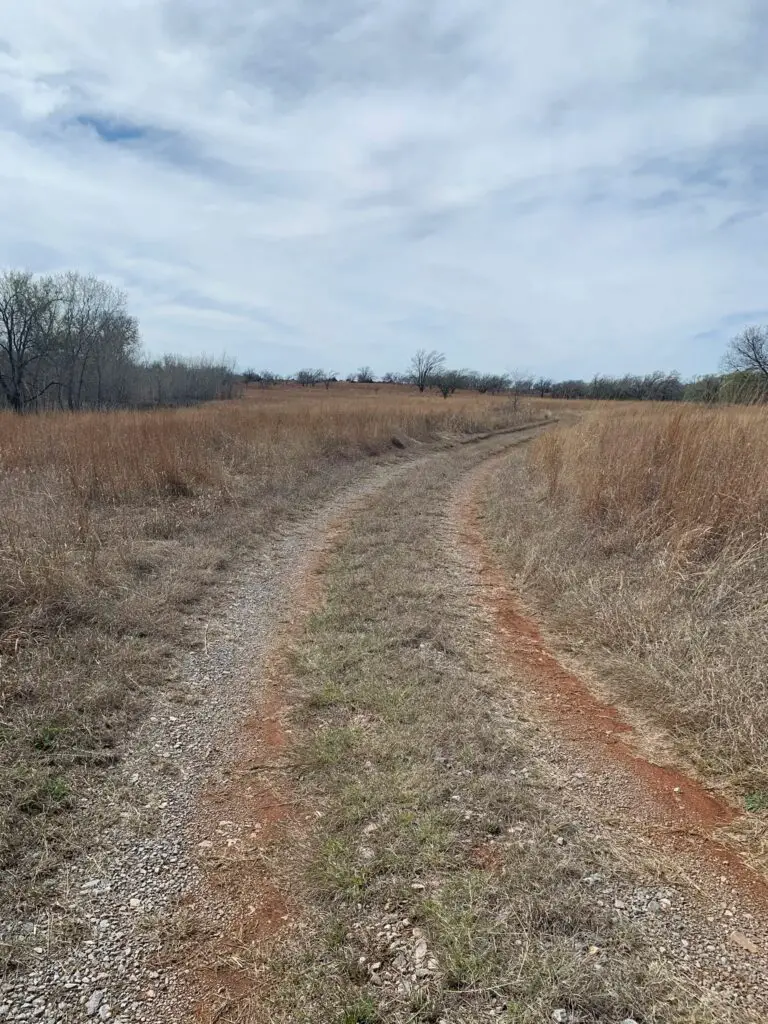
[484,403,768,793]
[0,386,534,910]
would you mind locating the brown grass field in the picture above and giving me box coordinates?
[485,401,768,795]
[0,384,536,906]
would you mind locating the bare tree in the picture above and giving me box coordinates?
[409,349,445,392]
[356,365,375,383]
[0,271,62,411]
[724,325,768,381]
[434,369,467,398]
[296,368,325,387]
[52,273,132,410]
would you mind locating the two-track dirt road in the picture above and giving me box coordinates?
[5,422,767,1023]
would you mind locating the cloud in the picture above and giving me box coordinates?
[0,0,767,377]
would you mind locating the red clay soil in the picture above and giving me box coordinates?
[180,679,301,1023]
[168,553,337,1022]
[457,452,768,904]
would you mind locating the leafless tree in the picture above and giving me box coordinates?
[0,271,61,411]
[724,325,768,381]
[0,268,234,412]
[296,368,325,386]
[409,349,445,392]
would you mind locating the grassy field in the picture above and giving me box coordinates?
[0,384,538,908]
[484,402,768,796]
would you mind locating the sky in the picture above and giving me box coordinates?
[1,1,767,380]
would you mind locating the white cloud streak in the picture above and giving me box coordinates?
[0,0,766,376]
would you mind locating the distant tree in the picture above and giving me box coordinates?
[684,375,722,404]
[724,325,768,382]
[533,377,552,398]
[323,370,338,389]
[719,370,768,405]
[434,369,466,398]
[356,366,375,383]
[645,371,684,402]
[551,379,589,399]
[296,368,325,387]
[0,270,61,411]
[508,372,534,408]
[474,373,510,394]
[409,349,445,392]
[242,368,259,383]
[382,371,405,384]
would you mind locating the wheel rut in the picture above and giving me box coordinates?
[153,425,768,1020]
[448,444,768,956]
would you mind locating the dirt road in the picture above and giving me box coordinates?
[5,424,768,1023]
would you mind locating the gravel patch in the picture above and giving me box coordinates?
[0,456,419,1023]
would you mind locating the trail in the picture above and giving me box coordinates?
[176,425,768,1020]
[0,443,450,1023]
[10,422,768,1022]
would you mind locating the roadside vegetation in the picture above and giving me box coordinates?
[0,386,536,911]
[484,402,768,796]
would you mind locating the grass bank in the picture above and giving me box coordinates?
[484,403,768,795]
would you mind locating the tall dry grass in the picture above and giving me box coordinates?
[485,402,768,794]
[0,386,534,904]
[535,404,768,554]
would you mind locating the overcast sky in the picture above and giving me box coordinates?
[1,1,767,379]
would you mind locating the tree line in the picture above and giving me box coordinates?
[0,270,235,412]
[8,264,767,413]
[247,327,768,406]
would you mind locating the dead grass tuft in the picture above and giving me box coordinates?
[484,403,768,791]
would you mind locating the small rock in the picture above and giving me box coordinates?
[86,991,104,1016]
[729,930,761,955]
[552,1011,568,1023]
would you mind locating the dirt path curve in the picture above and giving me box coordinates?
[20,423,768,1023]
[448,441,768,1002]
[165,424,768,1022]
[158,423,768,1023]
[454,447,762,876]
[0,437,487,1024]
[1,424,553,1024]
